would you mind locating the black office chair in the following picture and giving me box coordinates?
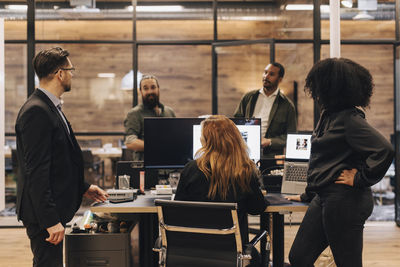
[81,150,105,187]
[153,199,268,267]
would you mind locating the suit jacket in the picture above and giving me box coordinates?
[15,89,90,229]
[234,89,297,156]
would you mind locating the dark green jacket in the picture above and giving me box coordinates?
[234,89,297,157]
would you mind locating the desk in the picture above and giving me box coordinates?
[261,194,308,267]
[91,147,122,159]
[91,194,171,267]
[91,193,307,267]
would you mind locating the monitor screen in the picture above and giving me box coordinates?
[193,123,260,162]
[144,117,261,169]
[285,133,312,160]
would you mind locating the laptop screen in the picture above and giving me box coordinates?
[285,133,312,160]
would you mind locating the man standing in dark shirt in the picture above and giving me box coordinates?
[124,74,175,160]
[234,62,296,158]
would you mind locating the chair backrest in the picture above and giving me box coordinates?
[154,199,243,267]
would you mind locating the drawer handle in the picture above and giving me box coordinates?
[86,259,109,266]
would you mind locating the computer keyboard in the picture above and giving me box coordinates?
[285,163,308,182]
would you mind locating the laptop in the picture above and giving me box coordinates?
[281,133,312,195]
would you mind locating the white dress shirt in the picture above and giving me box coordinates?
[38,88,70,134]
[253,88,279,138]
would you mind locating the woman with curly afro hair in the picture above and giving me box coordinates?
[287,58,394,267]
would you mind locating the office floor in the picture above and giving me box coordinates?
[0,221,399,266]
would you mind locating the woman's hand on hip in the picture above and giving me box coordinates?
[335,168,357,186]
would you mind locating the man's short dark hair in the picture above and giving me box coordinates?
[304,58,373,111]
[33,47,70,80]
[271,62,285,78]
[140,74,160,90]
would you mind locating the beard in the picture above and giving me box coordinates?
[143,93,160,109]
[263,79,278,92]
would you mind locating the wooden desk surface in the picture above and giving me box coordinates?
[3,147,123,159]
[91,194,171,213]
[90,147,122,158]
[90,193,308,214]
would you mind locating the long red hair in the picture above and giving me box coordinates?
[195,115,258,200]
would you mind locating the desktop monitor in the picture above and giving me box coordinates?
[144,117,261,169]
[192,120,261,162]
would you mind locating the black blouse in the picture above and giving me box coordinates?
[175,160,268,244]
[301,108,394,202]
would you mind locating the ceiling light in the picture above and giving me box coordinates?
[120,70,142,90]
[358,0,377,11]
[137,5,183,12]
[5,5,28,11]
[285,4,330,13]
[341,0,353,8]
[97,73,115,78]
[353,10,374,20]
[126,5,184,12]
[320,5,330,13]
[285,4,313,11]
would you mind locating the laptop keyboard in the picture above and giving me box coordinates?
[284,163,308,182]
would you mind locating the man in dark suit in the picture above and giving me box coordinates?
[15,47,108,267]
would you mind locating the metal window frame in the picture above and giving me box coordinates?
[5,1,400,224]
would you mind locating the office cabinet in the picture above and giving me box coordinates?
[65,232,131,267]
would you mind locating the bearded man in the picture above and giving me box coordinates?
[234,62,297,158]
[124,74,176,160]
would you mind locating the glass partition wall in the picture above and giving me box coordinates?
[1,0,400,224]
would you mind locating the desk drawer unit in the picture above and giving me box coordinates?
[65,232,131,267]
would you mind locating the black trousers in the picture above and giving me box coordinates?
[24,223,63,267]
[289,184,374,267]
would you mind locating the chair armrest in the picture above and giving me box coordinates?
[244,230,267,255]
[153,236,162,252]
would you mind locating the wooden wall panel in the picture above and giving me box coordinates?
[321,20,395,40]
[137,20,214,40]
[217,44,270,116]
[4,19,396,141]
[276,43,314,132]
[4,44,27,133]
[5,20,132,40]
[138,45,212,116]
[35,43,133,133]
[321,44,394,139]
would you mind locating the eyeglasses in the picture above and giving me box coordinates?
[54,67,75,74]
